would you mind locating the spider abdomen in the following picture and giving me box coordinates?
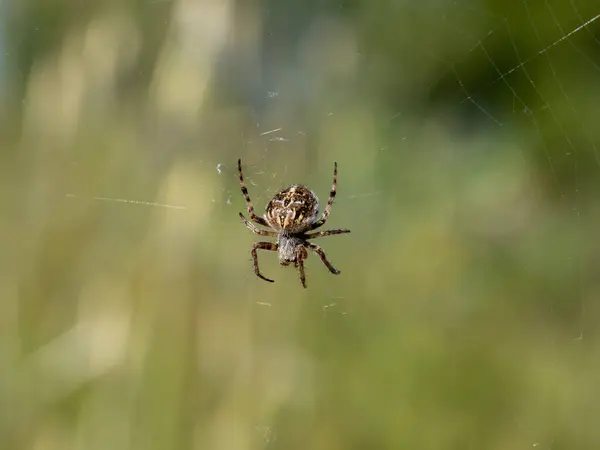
[265,184,319,233]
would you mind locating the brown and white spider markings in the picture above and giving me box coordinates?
[237,158,350,288]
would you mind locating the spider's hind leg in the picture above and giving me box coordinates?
[240,213,277,236]
[305,161,339,231]
[238,158,270,227]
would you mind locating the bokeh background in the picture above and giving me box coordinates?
[2,0,600,449]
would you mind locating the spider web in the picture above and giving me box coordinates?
[425,0,597,344]
[56,1,598,335]
[238,0,597,324]
[240,4,600,447]
[6,1,600,449]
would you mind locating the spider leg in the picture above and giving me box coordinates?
[295,246,308,288]
[238,158,270,227]
[307,242,340,275]
[305,161,338,231]
[251,242,278,283]
[305,228,350,239]
[240,213,277,236]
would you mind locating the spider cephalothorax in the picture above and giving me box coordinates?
[237,158,350,288]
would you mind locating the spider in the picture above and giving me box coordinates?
[237,158,350,288]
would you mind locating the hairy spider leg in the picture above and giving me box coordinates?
[251,242,278,283]
[295,245,308,288]
[305,228,351,239]
[238,158,270,227]
[306,162,338,231]
[307,242,340,274]
[240,213,277,236]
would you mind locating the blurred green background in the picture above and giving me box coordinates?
[2,0,600,449]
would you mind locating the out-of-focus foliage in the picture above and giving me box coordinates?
[2,0,600,449]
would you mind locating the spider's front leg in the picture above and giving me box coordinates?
[251,242,278,283]
[295,246,309,289]
[307,242,340,275]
